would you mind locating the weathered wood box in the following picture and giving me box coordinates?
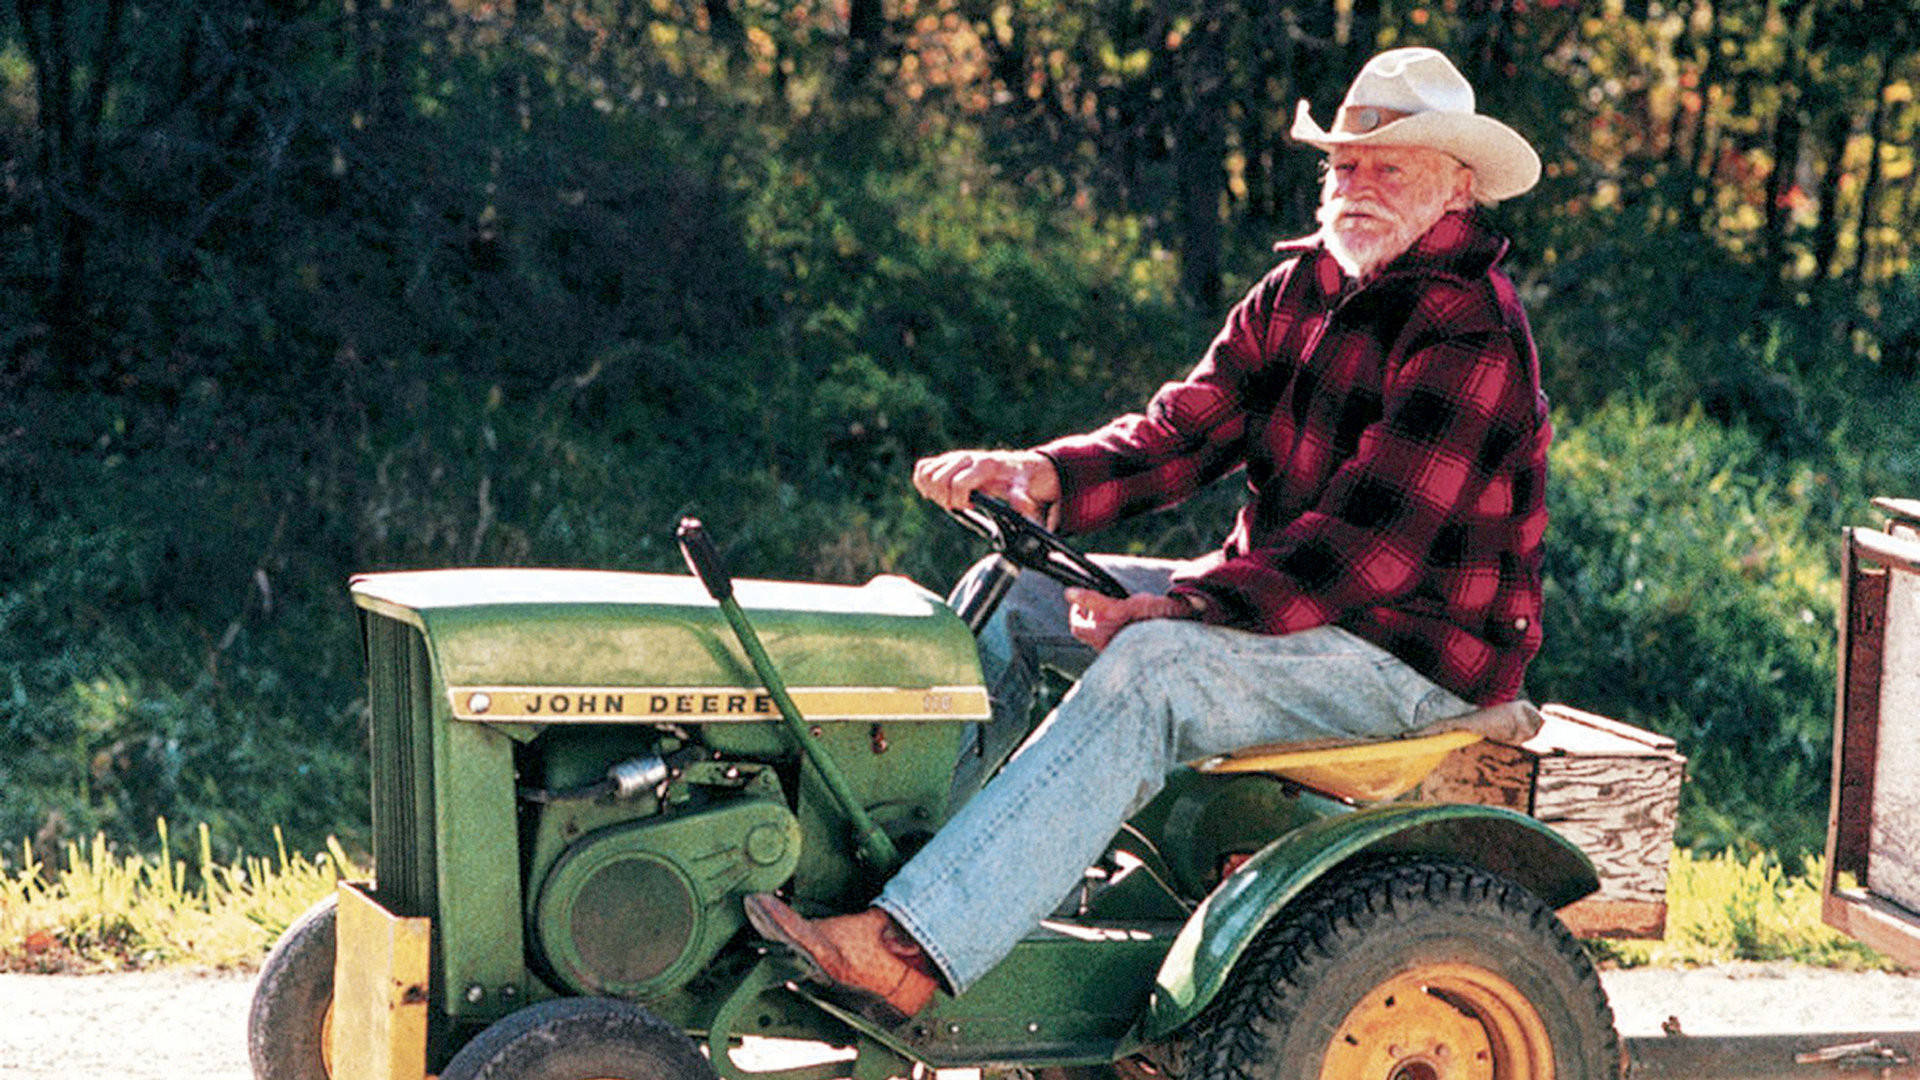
[1415,703,1686,939]
[1823,497,1920,968]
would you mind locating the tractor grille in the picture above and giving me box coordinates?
[363,612,439,918]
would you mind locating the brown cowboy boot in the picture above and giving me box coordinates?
[742,894,938,1026]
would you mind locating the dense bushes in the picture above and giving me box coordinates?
[0,44,1203,859]
[1534,404,1841,858]
[0,397,369,851]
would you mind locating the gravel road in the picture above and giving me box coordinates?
[2,963,1918,1079]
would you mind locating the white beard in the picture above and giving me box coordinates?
[1320,225,1389,281]
[1316,196,1439,282]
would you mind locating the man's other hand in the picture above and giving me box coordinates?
[912,450,1061,522]
[1066,590,1202,651]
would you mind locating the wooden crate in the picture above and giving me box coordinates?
[1414,703,1685,939]
[1822,499,1920,968]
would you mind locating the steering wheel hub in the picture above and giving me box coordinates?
[952,493,1129,600]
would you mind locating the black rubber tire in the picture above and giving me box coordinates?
[438,997,718,1080]
[248,893,338,1080]
[1187,859,1622,1080]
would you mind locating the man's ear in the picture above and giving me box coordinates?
[1446,165,1478,211]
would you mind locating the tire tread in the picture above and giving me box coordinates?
[1187,859,1621,1080]
[247,894,339,1080]
[438,996,717,1080]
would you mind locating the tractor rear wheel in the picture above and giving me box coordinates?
[248,894,338,1080]
[438,998,718,1080]
[1188,859,1621,1080]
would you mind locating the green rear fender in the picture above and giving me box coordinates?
[1139,801,1599,1040]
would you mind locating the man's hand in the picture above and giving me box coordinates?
[912,450,1061,522]
[1066,589,1203,651]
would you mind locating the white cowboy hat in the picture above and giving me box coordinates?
[1290,47,1541,203]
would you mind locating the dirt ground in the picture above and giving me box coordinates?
[2,963,1918,1079]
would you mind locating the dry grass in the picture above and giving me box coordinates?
[0,820,353,973]
[0,827,1905,973]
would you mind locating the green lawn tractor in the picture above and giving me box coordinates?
[248,497,1622,1080]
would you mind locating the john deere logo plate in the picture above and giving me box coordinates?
[449,685,989,722]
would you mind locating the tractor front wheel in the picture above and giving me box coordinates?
[438,998,718,1080]
[248,893,338,1080]
[1189,859,1621,1080]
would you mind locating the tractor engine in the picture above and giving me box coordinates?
[518,735,802,999]
[350,567,987,1024]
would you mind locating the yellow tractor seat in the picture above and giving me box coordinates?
[1192,700,1544,803]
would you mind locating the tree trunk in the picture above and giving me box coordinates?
[1175,112,1223,307]
[844,0,885,84]
[1240,110,1268,221]
[1678,0,1725,234]
[1847,56,1893,293]
[1347,0,1381,55]
[1277,3,1345,230]
[15,0,125,385]
[1762,55,1803,282]
[1665,0,1693,163]
[353,0,376,115]
[704,0,747,58]
[364,0,417,122]
[1902,114,1920,233]
[1809,108,1853,283]
[41,0,80,377]
[1174,1,1228,308]
[1465,0,1519,104]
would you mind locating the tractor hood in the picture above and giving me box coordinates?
[350,568,989,724]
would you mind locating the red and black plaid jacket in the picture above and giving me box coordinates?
[1037,211,1549,706]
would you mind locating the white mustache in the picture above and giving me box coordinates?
[1318,197,1401,227]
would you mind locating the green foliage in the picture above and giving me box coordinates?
[1,0,1918,874]
[0,1,1206,859]
[1534,402,1834,856]
[1531,396,1920,859]
[0,392,368,855]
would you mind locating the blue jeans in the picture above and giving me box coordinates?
[874,556,1473,993]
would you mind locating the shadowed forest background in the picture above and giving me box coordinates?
[4,0,1920,870]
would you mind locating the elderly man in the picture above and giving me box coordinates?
[746,46,1549,1024]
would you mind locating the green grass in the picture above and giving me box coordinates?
[0,827,1905,973]
[0,820,354,972]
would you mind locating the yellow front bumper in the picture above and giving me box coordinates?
[332,881,432,1080]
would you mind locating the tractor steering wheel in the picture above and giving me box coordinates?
[951,492,1130,600]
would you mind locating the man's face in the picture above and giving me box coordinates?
[1316,144,1473,280]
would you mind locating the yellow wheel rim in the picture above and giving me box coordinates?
[1319,962,1554,1080]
